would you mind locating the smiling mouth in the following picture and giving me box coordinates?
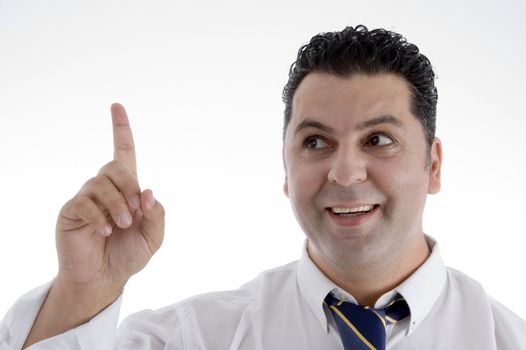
[328,204,379,216]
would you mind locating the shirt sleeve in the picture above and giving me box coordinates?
[114,306,184,349]
[0,282,122,350]
[490,297,526,350]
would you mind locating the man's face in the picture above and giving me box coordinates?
[283,72,442,269]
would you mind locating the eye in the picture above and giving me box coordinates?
[303,136,329,149]
[365,133,394,147]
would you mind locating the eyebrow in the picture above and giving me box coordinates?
[356,115,405,130]
[294,120,335,134]
[294,115,405,135]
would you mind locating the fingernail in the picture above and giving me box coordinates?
[128,195,140,209]
[119,212,132,227]
[103,224,113,236]
[146,192,155,209]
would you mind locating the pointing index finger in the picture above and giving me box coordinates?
[111,103,137,177]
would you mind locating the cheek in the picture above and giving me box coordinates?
[287,162,327,206]
[375,161,429,217]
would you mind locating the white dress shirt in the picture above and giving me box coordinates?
[2,236,526,349]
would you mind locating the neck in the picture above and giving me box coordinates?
[309,234,430,306]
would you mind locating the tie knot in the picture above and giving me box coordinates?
[325,293,410,325]
[325,293,410,350]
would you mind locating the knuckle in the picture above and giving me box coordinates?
[98,161,138,193]
[82,175,111,194]
[81,176,99,190]
[70,195,89,211]
[60,196,77,214]
[96,178,114,196]
[68,195,104,223]
[98,160,122,176]
[83,175,113,200]
[78,177,125,212]
[81,197,97,213]
[116,142,135,152]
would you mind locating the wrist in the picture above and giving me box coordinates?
[52,274,125,311]
[22,277,125,348]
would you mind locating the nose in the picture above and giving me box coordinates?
[327,146,367,187]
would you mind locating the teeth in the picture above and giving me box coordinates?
[331,205,374,214]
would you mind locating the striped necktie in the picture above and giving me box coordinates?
[325,293,410,350]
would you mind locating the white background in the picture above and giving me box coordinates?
[1,0,525,323]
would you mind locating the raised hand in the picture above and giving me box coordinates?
[23,104,165,348]
[55,103,164,288]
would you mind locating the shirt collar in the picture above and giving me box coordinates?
[296,235,447,335]
[296,240,337,333]
[394,235,447,335]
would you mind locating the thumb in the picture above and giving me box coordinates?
[140,189,165,253]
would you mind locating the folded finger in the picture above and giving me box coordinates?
[98,160,141,209]
[78,176,132,229]
[62,195,113,236]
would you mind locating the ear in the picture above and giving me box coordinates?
[427,137,442,194]
[282,143,290,197]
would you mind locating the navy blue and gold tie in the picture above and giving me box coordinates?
[325,293,410,350]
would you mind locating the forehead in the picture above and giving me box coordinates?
[290,72,414,130]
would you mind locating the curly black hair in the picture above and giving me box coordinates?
[282,25,437,153]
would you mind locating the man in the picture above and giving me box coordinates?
[2,25,525,349]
